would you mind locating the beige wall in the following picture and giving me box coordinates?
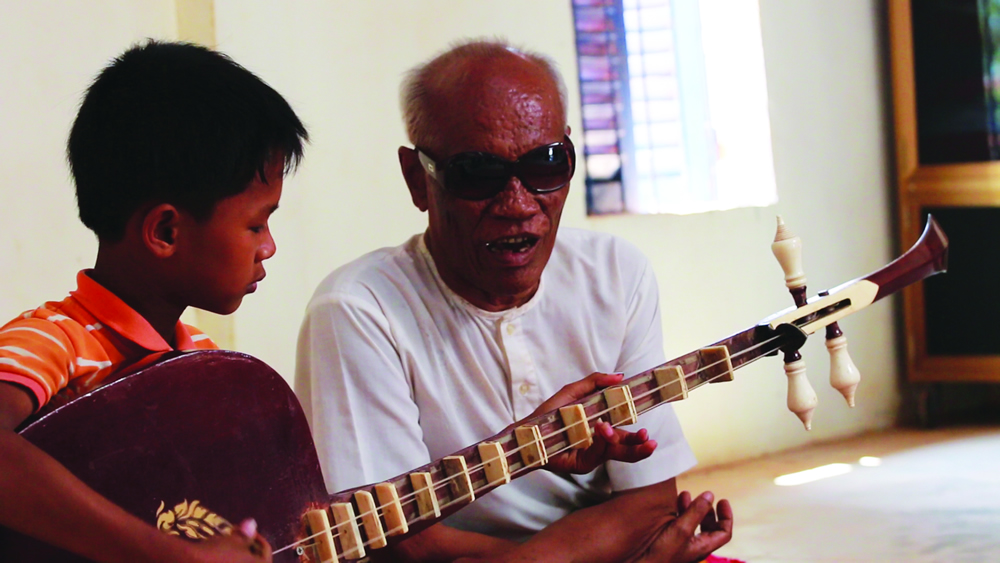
[0,0,177,316]
[2,1,895,467]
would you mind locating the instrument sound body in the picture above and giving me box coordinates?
[2,218,948,562]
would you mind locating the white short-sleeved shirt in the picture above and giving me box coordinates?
[295,228,696,541]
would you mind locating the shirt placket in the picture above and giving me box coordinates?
[499,316,541,420]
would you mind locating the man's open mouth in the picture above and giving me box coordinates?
[486,235,540,253]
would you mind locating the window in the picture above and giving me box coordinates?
[571,0,776,215]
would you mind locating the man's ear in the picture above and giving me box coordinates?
[399,146,429,212]
[141,203,183,258]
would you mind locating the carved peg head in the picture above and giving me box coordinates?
[771,216,807,291]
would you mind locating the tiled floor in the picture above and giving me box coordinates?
[680,426,1000,562]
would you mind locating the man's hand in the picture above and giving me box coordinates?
[629,490,734,563]
[188,519,272,563]
[517,484,733,563]
[524,372,657,475]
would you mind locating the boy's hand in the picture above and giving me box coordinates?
[188,519,272,563]
[525,372,657,475]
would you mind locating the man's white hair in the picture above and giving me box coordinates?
[400,38,569,148]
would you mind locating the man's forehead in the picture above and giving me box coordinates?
[429,57,564,155]
[442,54,556,103]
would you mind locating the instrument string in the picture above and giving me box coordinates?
[272,332,786,557]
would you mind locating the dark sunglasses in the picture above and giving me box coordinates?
[416,136,576,201]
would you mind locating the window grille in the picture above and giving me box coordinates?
[571,0,776,215]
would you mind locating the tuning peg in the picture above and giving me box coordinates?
[773,216,816,428]
[784,351,817,430]
[771,216,808,306]
[826,323,860,407]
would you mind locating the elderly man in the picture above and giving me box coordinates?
[296,40,732,561]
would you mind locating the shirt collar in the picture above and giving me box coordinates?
[70,270,201,352]
[415,234,545,321]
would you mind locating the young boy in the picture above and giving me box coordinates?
[0,40,307,562]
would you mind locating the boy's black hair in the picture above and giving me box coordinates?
[68,40,308,241]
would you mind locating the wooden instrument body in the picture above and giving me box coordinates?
[2,350,327,563]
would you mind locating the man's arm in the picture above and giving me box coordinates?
[385,483,732,563]
[390,481,733,563]
[0,381,269,563]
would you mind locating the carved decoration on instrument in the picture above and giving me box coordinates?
[155,499,232,539]
[772,216,862,429]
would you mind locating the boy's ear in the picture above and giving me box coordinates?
[141,203,183,257]
[399,146,429,212]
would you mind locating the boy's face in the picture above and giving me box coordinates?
[176,169,283,315]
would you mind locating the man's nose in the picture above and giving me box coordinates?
[489,177,540,218]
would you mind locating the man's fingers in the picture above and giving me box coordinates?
[716,499,734,534]
[564,372,623,399]
[677,490,692,512]
[681,528,731,563]
[591,424,656,462]
[532,373,624,416]
[699,503,719,531]
[615,427,648,446]
[591,372,625,389]
[671,491,715,537]
[673,495,734,563]
[563,423,656,471]
[599,442,657,464]
[595,421,616,442]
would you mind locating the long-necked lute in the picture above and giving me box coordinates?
[3,216,947,562]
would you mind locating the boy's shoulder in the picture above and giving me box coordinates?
[0,290,111,411]
[0,271,216,411]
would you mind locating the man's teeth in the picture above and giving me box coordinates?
[487,236,536,252]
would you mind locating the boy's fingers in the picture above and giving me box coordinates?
[235,518,273,559]
[251,535,273,559]
[239,518,258,538]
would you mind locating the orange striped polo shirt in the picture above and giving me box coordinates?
[0,270,217,410]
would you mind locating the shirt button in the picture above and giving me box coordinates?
[507,324,517,335]
[519,383,530,395]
